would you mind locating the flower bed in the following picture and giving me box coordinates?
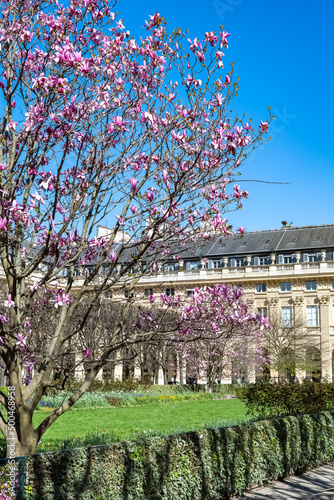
[35,390,230,409]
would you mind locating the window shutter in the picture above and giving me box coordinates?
[230,258,236,267]
[185,261,191,270]
[291,253,296,263]
[316,252,322,261]
[278,254,284,264]
[303,253,309,262]
[254,256,260,266]
[208,260,214,269]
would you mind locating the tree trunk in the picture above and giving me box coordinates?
[6,409,39,457]
[9,435,38,457]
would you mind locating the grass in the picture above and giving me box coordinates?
[0,398,249,456]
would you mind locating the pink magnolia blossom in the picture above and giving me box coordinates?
[4,294,16,309]
[130,177,137,193]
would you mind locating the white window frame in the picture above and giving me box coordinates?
[281,307,293,327]
[307,306,318,327]
[256,283,266,293]
[257,307,268,318]
[280,282,291,292]
[166,288,175,297]
[306,281,317,291]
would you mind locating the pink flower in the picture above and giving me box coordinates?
[54,293,71,309]
[108,250,117,263]
[260,120,269,133]
[237,227,245,234]
[225,75,230,84]
[4,294,16,309]
[0,164,7,171]
[85,348,91,358]
[130,177,137,193]
[6,121,17,131]
[163,169,168,181]
[131,205,138,214]
[152,262,157,271]
[0,218,7,231]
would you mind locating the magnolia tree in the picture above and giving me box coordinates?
[157,285,269,391]
[0,0,271,456]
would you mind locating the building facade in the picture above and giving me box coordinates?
[111,223,334,384]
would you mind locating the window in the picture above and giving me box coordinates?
[308,253,322,262]
[236,258,247,267]
[256,283,266,293]
[280,282,291,292]
[144,288,153,297]
[186,289,194,297]
[124,290,133,299]
[332,280,334,290]
[257,307,268,318]
[185,261,201,270]
[166,288,175,297]
[306,281,317,291]
[163,263,179,272]
[307,306,318,327]
[281,307,293,327]
[205,259,223,269]
[259,257,269,266]
[278,254,297,264]
[104,291,113,298]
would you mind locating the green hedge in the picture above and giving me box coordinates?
[237,380,334,418]
[22,411,334,499]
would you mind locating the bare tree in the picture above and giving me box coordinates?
[263,310,321,382]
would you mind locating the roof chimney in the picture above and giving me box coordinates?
[281,220,287,228]
[289,222,293,227]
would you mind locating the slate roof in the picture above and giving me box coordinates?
[180,224,334,259]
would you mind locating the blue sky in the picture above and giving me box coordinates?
[117,0,334,232]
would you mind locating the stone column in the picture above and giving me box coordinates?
[74,353,85,380]
[133,365,141,381]
[319,295,332,381]
[292,296,305,381]
[114,352,123,381]
[157,367,165,385]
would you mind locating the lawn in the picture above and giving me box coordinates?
[38,398,248,440]
[0,398,249,455]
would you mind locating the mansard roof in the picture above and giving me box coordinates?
[181,224,334,259]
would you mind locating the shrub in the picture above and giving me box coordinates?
[23,411,334,499]
[105,396,123,407]
[237,380,334,419]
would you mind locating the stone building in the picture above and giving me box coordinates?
[107,223,334,384]
[2,223,334,386]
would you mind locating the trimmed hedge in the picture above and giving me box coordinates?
[23,411,334,499]
[237,380,334,418]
